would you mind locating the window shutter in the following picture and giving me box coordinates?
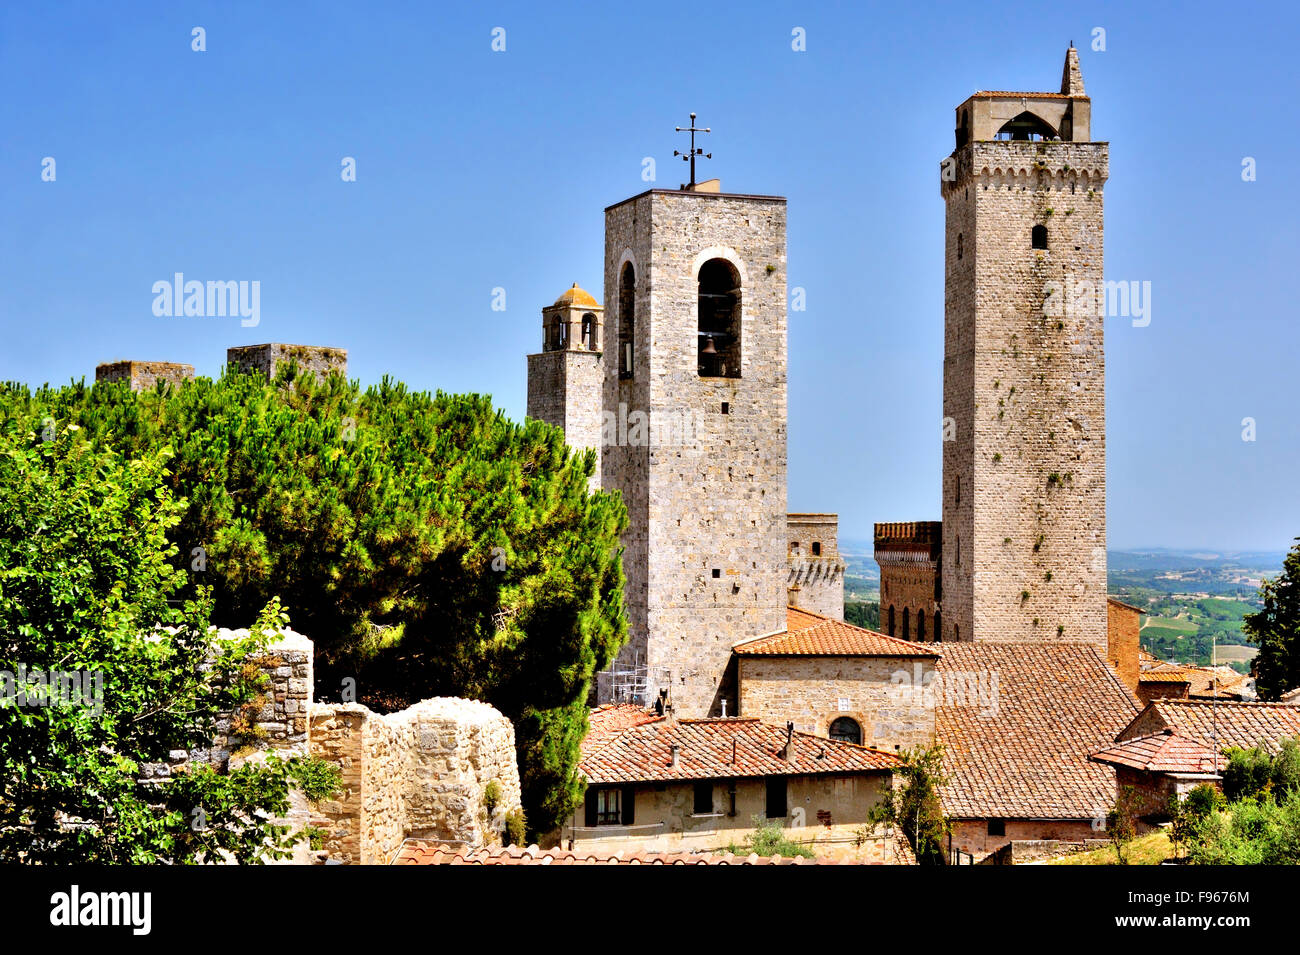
[584,787,598,828]
[621,785,636,825]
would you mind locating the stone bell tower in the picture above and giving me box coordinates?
[601,176,789,717]
[941,46,1109,647]
[526,284,604,490]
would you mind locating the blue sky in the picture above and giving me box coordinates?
[3,1,1297,552]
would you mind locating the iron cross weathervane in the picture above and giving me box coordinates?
[674,113,712,187]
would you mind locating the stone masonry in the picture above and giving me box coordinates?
[941,47,1108,647]
[95,360,194,392]
[737,654,938,753]
[308,697,523,865]
[227,343,348,381]
[526,285,605,491]
[875,521,942,641]
[602,188,788,717]
[786,513,844,619]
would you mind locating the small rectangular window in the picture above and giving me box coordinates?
[693,781,713,815]
[988,818,1006,837]
[765,777,787,819]
[596,788,622,826]
[712,568,721,579]
[721,402,729,415]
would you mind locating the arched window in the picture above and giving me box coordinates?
[934,610,942,643]
[697,258,741,378]
[828,717,862,745]
[994,111,1058,142]
[887,605,896,637]
[902,608,910,641]
[917,609,926,642]
[1032,224,1048,250]
[581,313,597,351]
[790,541,801,557]
[618,263,635,379]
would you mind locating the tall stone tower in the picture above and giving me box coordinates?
[602,185,788,717]
[941,47,1109,647]
[526,285,605,490]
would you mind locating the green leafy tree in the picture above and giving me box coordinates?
[865,743,950,864]
[1105,785,1142,865]
[1222,745,1276,803]
[2,367,628,837]
[0,423,327,862]
[1244,538,1300,699]
[1169,783,1222,858]
[1190,789,1300,865]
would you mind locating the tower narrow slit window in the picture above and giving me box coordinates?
[619,263,635,378]
[697,258,742,378]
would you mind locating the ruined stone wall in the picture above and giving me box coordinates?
[95,360,194,392]
[227,343,348,381]
[138,628,312,782]
[308,697,523,865]
[942,140,1109,647]
[602,190,788,717]
[737,655,938,752]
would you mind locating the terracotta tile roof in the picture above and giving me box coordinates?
[392,840,827,865]
[733,608,939,657]
[579,715,902,785]
[1140,671,1191,684]
[1090,731,1221,776]
[935,643,1140,820]
[1120,700,1300,753]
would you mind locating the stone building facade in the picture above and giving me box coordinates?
[786,513,844,619]
[526,284,604,491]
[941,46,1108,647]
[95,360,194,392]
[601,187,789,717]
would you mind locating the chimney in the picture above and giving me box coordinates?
[669,744,680,768]
[779,721,794,761]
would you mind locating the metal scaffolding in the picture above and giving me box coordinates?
[596,655,671,707]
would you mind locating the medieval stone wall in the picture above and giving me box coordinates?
[227,343,348,381]
[95,360,194,392]
[942,140,1109,647]
[308,697,523,865]
[602,190,788,717]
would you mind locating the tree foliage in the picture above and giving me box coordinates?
[866,743,950,864]
[0,423,325,862]
[1,368,628,837]
[1244,537,1300,699]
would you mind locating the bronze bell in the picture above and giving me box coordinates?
[701,337,718,355]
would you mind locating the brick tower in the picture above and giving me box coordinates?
[526,285,605,490]
[941,46,1109,646]
[601,184,788,716]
